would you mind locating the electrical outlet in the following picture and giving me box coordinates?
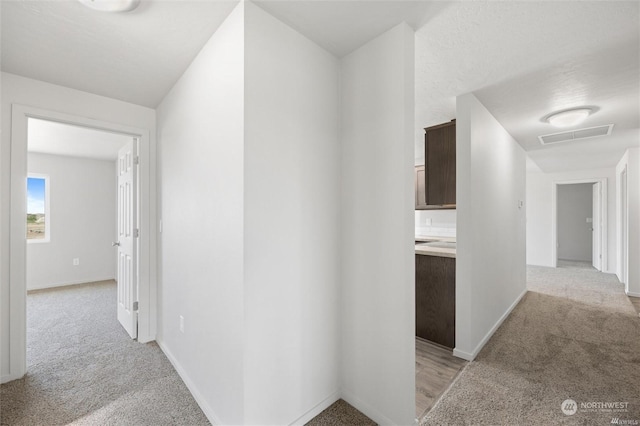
[73,258,80,266]
[179,315,184,333]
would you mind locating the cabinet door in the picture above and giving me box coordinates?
[415,166,427,210]
[415,255,456,348]
[425,122,456,206]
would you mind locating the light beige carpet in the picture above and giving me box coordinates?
[0,281,209,426]
[557,259,596,270]
[306,399,376,426]
[423,265,640,425]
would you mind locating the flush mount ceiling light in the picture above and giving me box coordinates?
[545,107,593,128]
[78,0,140,12]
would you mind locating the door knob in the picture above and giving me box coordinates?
[112,241,120,247]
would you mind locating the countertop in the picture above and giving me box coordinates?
[415,235,456,258]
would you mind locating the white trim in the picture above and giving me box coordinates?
[9,104,156,380]
[27,277,116,292]
[452,348,474,361]
[551,177,608,270]
[156,339,224,426]
[617,163,629,289]
[26,173,51,243]
[453,288,527,361]
[626,291,640,298]
[288,391,340,425]
[1,372,24,384]
[341,389,396,426]
[158,337,341,426]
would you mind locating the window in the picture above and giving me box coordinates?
[27,174,50,242]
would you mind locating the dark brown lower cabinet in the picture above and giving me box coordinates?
[415,255,455,348]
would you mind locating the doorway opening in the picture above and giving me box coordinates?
[26,118,139,338]
[552,179,607,271]
[6,104,154,383]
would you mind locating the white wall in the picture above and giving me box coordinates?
[525,163,553,267]
[455,93,526,360]
[616,148,640,296]
[1,72,156,382]
[340,23,416,425]
[155,4,245,424]
[27,153,117,290]
[526,166,617,272]
[557,183,593,262]
[244,3,340,424]
[415,209,456,237]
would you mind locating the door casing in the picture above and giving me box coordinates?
[591,182,602,270]
[619,167,628,288]
[551,177,608,271]
[5,104,155,383]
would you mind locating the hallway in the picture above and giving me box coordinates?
[0,281,208,425]
[422,265,640,425]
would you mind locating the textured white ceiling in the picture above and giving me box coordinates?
[475,40,639,173]
[3,1,639,173]
[254,0,441,57]
[414,1,640,172]
[28,118,131,161]
[1,0,239,108]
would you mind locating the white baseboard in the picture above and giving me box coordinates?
[289,390,340,425]
[1,372,24,384]
[341,389,397,425]
[156,339,223,425]
[27,277,115,292]
[626,291,640,297]
[453,288,527,361]
[452,348,474,361]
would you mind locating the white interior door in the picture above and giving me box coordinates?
[116,138,138,339]
[592,182,602,271]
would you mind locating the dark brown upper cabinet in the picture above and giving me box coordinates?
[424,120,456,207]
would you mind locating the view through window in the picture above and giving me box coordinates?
[27,176,48,241]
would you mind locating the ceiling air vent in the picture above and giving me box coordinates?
[538,124,614,145]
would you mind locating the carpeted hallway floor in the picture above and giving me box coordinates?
[4,267,638,425]
[423,265,640,425]
[0,281,209,426]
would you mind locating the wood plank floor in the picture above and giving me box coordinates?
[415,337,467,420]
[629,296,640,317]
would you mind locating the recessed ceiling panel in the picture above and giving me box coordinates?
[538,125,613,145]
